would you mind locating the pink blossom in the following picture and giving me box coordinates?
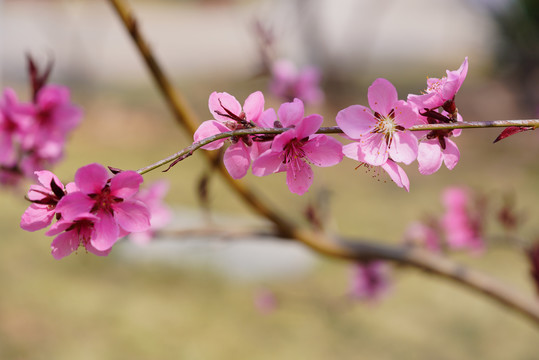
[0,88,32,168]
[20,170,75,232]
[193,91,275,179]
[254,288,278,314]
[269,59,324,104]
[342,141,410,191]
[403,221,441,252]
[251,99,343,195]
[55,163,150,251]
[441,187,484,254]
[46,214,111,260]
[408,57,468,111]
[22,85,82,162]
[129,180,172,245]
[349,261,391,302]
[336,78,419,167]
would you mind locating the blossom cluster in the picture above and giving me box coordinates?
[20,163,170,259]
[194,58,469,193]
[0,85,82,186]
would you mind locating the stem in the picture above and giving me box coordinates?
[137,119,539,174]
[109,0,539,327]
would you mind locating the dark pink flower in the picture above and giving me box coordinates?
[194,91,275,179]
[46,214,111,260]
[441,187,484,254]
[252,99,343,195]
[349,261,391,302]
[408,57,468,111]
[55,163,150,251]
[336,78,419,167]
[269,59,324,104]
[20,170,75,232]
[129,180,172,245]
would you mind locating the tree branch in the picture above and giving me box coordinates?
[108,0,539,328]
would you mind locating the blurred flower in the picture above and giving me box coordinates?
[269,59,324,105]
[441,187,484,254]
[403,221,442,252]
[349,261,391,302]
[254,288,278,314]
[252,99,343,195]
[129,180,172,245]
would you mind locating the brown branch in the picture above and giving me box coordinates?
[108,0,539,328]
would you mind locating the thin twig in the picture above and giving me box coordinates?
[108,0,539,327]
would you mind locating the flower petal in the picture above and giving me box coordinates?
[50,231,79,260]
[20,204,55,231]
[381,160,410,192]
[278,98,304,128]
[55,192,94,221]
[368,78,398,116]
[417,140,443,175]
[336,105,375,139]
[92,211,120,251]
[303,135,343,167]
[252,150,283,176]
[243,91,264,122]
[208,92,241,122]
[113,200,151,233]
[286,159,313,195]
[389,132,418,165]
[295,114,323,139]
[110,170,143,199]
[442,138,460,170]
[75,163,109,195]
[193,120,229,150]
[223,142,251,179]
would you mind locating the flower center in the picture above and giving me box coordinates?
[283,138,306,165]
[372,109,403,146]
[89,186,121,214]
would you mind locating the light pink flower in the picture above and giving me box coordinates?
[55,163,150,251]
[441,187,484,254]
[349,261,391,302]
[408,57,468,111]
[46,214,111,260]
[336,78,419,167]
[254,288,278,314]
[269,59,324,104]
[194,91,275,179]
[20,170,71,232]
[129,180,172,245]
[252,99,343,195]
[342,141,410,191]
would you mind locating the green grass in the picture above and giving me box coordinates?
[1,81,539,360]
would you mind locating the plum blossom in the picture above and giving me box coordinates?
[55,163,150,251]
[408,57,468,112]
[269,59,324,104]
[194,91,275,179]
[441,187,484,254]
[349,261,391,302]
[46,214,111,260]
[252,99,343,195]
[20,170,76,232]
[129,180,172,245]
[336,78,419,167]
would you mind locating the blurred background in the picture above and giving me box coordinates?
[1,0,539,359]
